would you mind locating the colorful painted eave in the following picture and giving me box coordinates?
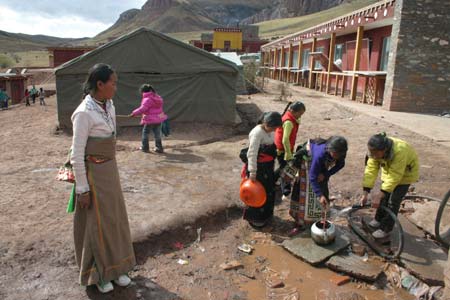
[262,0,396,50]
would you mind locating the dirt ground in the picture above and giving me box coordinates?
[0,81,449,300]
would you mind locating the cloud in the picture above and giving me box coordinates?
[0,0,146,37]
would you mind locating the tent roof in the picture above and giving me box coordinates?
[55,27,239,76]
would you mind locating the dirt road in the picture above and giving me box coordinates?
[0,82,448,299]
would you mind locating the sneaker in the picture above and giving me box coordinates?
[139,147,150,153]
[281,195,290,202]
[368,219,381,228]
[372,229,389,239]
[114,274,131,287]
[96,281,114,293]
[249,220,266,228]
[153,148,164,153]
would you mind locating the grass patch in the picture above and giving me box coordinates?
[1,51,49,68]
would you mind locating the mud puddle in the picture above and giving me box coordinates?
[237,236,414,300]
[132,205,414,300]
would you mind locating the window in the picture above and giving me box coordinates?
[224,40,231,50]
[292,50,299,68]
[334,44,344,69]
[284,51,289,67]
[314,47,325,69]
[278,50,282,66]
[379,36,391,71]
[334,44,344,62]
[301,49,310,69]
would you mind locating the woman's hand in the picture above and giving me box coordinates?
[319,195,329,210]
[249,173,257,182]
[77,192,91,209]
[359,191,369,206]
[127,113,134,118]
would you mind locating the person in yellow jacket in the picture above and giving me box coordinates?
[360,133,419,239]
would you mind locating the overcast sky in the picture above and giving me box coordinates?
[0,0,147,38]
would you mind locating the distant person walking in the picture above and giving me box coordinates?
[70,63,136,293]
[30,85,38,104]
[0,88,9,110]
[24,89,30,106]
[39,87,46,106]
[129,84,168,153]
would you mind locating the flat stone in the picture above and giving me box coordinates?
[406,201,450,239]
[399,215,447,286]
[282,228,350,265]
[326,254,385,281]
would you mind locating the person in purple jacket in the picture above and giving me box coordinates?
[129,84,168,153]
[308,136,348,210]
[288,136,348,233]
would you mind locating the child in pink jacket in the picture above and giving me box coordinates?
[129,84,168,153]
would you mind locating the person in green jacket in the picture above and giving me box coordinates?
[274,101,306,201]
[360,133,419,239]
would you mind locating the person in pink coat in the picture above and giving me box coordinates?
[129,84,168,153]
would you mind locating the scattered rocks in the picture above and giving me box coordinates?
[220,260,243,270]
[265,276,285,288]
[237,243,253,254]
[329,274,351,286]
[237,270,256,280]
[255,256,267,264]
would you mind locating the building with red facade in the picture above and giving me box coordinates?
[0,72,29,104]
[261,0,450,113]
[48,47,96,68]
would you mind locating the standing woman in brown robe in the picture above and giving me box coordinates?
[70,63,136,293]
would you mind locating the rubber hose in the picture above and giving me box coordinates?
[435,190,450,248]
[348,205,404,260]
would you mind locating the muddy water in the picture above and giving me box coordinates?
[239,243,414,300]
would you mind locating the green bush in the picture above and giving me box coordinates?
[0,54,13,68]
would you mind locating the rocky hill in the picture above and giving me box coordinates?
[1,0,379,51]
[93,0,359,42]
[242,0,346,24]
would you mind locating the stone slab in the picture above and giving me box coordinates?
[282,229,350,265]
[326,254,385,282]
[399,215,447,286]
[406,200,450,238]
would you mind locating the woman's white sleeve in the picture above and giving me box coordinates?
[247,130,261,174]
[70,112,91,194]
